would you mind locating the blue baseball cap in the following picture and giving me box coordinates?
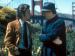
[42,2,56,14]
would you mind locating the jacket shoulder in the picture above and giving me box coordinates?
[7,19,18,27]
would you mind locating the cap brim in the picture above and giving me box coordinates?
[42,9,50,11]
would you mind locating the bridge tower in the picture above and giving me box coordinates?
[32,0,43,16]
[72,2,75,26]
[72,2,75,19]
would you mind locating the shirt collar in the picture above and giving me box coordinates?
[19,19,25,24]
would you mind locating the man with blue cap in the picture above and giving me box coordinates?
[39,2,66,56]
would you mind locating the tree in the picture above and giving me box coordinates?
[0,6,16,33]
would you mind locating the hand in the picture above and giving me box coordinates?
[8,53,14,56]
[8,49,15,56]
[52,37,62,45]
[15,50,20,55]
[39,34,48,41]
[15,47,20,55]
[26,21,31,24]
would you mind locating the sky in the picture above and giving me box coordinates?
[0,0,75,14]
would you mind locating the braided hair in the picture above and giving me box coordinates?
[17,4,29,19]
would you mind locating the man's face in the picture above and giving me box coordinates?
[42,10,55,20]
[22,9,30,21]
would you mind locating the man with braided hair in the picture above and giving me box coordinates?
[4,4,32,56]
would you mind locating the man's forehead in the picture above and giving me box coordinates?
[18,5,29,10]
[19,6,26,10]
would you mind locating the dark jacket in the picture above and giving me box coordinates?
[39,16,66,56]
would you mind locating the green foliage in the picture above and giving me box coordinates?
[0,6,16,22]
[66,31,75,56]
[31,23,42,56]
